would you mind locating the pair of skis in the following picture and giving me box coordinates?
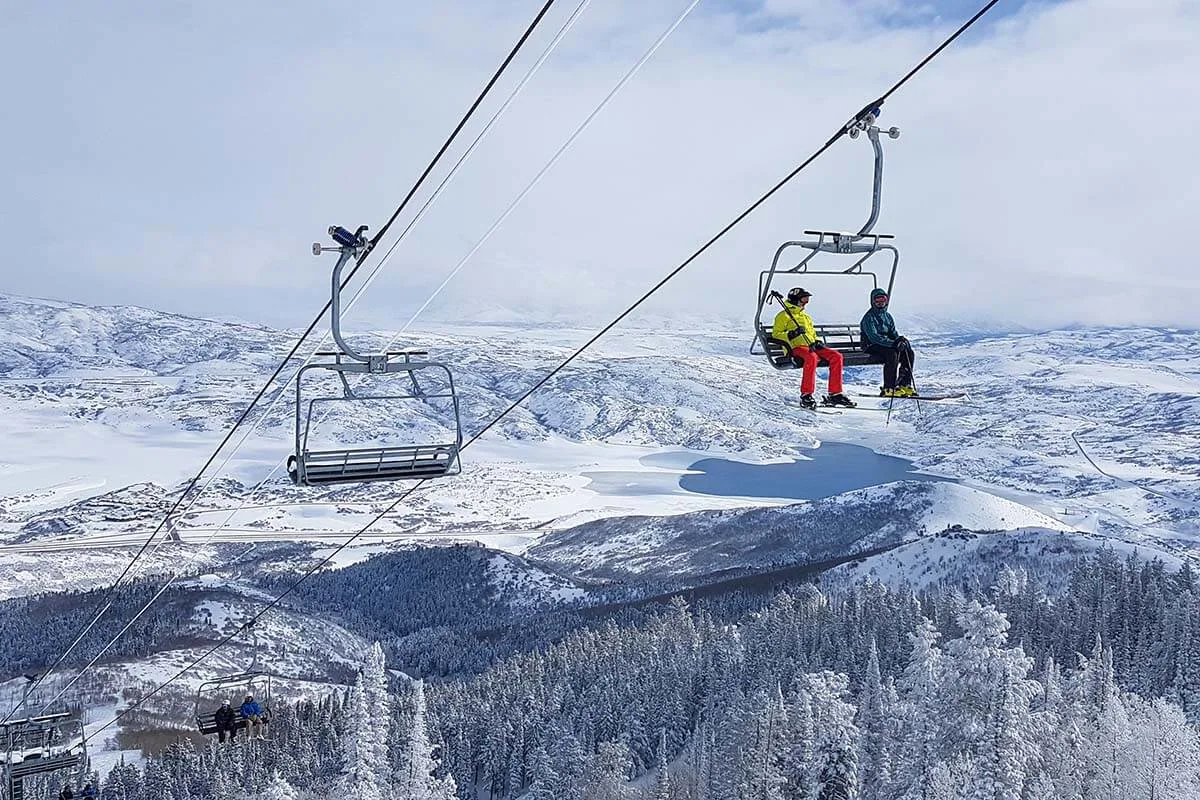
[854,391,966,402]
[800,390,966,415]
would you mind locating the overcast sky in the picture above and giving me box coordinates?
[3,0,1198,333]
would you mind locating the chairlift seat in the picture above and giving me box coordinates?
[8,751,84,780]
[195,710,271,737]
[194,671,273,737]
[756,325,885,370]
[289,444,460,486]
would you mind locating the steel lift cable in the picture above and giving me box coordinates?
[48,0,706,715]
[4,0,564,724]
[28,0,597,719]
[1071,428,1200,513]
[81,0,1005,744]
[95,0,594,550]
[184,0,699,551]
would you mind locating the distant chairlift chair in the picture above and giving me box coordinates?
[288,225,464,486]
[752,109,902,370]
[2,713,88,800]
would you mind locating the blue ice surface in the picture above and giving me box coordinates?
[585,442,954,502]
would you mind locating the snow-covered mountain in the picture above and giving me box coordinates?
[526,481,1076,584]
[2,291,1198,600]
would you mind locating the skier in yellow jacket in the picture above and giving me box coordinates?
[771,287,855,410]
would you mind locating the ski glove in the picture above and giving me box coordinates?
[896,336,909,348]
[811,341,826,351]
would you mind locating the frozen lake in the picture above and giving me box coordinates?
[584,442,952,501]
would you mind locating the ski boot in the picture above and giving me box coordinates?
[799,394,818,410]
[879,386,902,398]
[823,392,857,408]
[896,385,917,397]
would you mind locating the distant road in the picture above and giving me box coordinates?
[0,527,543,553]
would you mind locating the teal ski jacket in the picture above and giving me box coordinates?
[860,288,900,348]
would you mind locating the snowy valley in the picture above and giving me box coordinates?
[1,293,1199,798]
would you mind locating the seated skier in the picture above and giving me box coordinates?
[240,694,266,740]
[214,700,238,743]
[771,287,855,409]
[860,288,916,397]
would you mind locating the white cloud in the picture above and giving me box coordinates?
[2,0,1197,333]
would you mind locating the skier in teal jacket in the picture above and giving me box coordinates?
[860,288,915,396]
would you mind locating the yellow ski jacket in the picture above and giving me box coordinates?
[771,302,818,349]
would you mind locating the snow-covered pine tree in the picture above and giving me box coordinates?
[652,728,671,800]
[258,771,298,800]
[526,742,560,800]
[892,617,943,800]
[396,679,456,800]
[968,661,1032,800]
[803,671,860,800]
[938,602,1033,762]
[341,644,391,800]
[856,640,891,800]
[779,688,814,800]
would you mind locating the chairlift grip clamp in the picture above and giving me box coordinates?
[313,224,370,255]
[844,100,886,138]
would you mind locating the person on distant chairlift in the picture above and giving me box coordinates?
[215,699,238,743]
[771,287,856,410]
[240,694,266,740]
[860,288,916,397]
[80,784,97,800]
[57,785,74,800]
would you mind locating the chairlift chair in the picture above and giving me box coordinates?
[2,713,88,800]
[194,672,272,737]
[752,109,902,370]
[288,225,464,486]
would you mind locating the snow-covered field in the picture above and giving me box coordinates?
[2,294,1198,589]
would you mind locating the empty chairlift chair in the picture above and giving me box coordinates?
[2,713,88,800]
[752,109,903,370]
[288,225,464,487]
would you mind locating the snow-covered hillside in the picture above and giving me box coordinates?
[1,293,1198,598]
[526,481,1075,583]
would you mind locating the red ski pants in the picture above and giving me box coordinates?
[792,346,843,395]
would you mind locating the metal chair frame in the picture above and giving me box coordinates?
[194,672,272,737]
[289,226,463,486]
[2,713,87,800]
[752,114,902,370]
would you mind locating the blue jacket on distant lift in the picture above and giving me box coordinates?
[860,288,900,348]
[240,699,263,718]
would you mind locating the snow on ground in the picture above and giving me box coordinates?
[485,552,587,606]
[827,526,1183,593]
[905,482,1074,534]
[1,297,1198,597]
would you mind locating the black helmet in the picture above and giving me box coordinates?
[787,287,812,304]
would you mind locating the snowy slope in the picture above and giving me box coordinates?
[526,481,1074,583]
[823,527,1183,593]
[1,293,1198,597]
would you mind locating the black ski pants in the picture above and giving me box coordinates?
[865,341,915,389]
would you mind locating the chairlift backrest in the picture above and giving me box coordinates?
[2,714,87,790]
